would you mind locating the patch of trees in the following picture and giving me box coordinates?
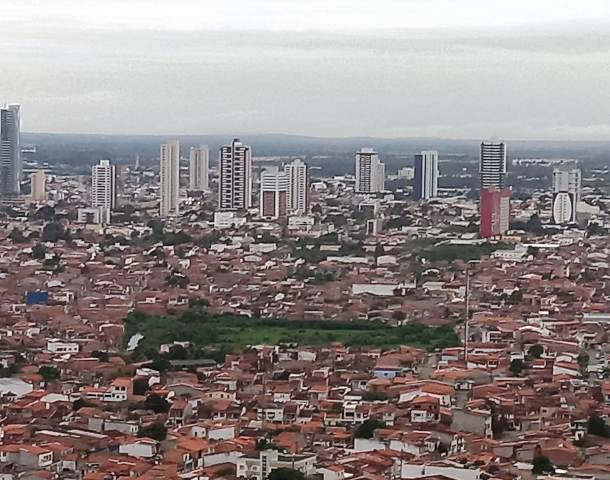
[38,365,60,381]
[532,455,554,474]
[588,414,610,437]
[354,419,385,439]
[138,421,167,441]
[144,393,170,414]
[267,468,306,480]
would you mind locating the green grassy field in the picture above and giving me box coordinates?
[124,309,459,358]
[418,242,510,263]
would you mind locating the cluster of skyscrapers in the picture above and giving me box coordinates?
[2,103,584,233]
[477,141,582,236]
[158,138,310,220]
[259,159,310,219]
[354,147,441,201]
[352,141,510,238]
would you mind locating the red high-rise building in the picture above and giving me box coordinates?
[480,188,511,238]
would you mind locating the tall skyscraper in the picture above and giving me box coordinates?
[355,148,385,194]
[91,159,117,224]
[284,158,310,214]
[480,141,507,190]
[260,167,289,219]
[219,138,252,211]
[189,146,209,191]
[30,169,47,203]
[480,187,511,238]
[413,150,439,200]
[0,104,22,195]
[552,167,581,224]
[160,140,180,217]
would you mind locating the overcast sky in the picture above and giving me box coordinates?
[2,0,610,140]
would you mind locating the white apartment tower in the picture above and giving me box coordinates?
[260,167,289,219]
[355,148,385,193]
[91,159,117,224]
[284,158,310,214]
[219,138,252,211]
[30,169,47,203]
[480,141,507,190]
[552,167,581,224]
[413,150,439,200]
[160,140,180,217]
[189,146,209,191]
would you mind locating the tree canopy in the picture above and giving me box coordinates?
[267,468,305,480]
[354,419,385,439]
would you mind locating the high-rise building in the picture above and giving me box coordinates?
[91,159,117,224]
[0,104,22,195]
[219,138,252,211]
[160,140,180,217]
[480,141,507,190]
[413,150,439,200]
[552,167,581,224]
[260,167,289,219]
[355,148,385,193]
[189,146,209,191]
[30,169,47,203]
[480,187,511,238]
[284,158,310,214]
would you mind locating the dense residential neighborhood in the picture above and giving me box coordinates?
[0,134,608,480]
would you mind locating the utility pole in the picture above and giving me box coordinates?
[464,260,479,364]
[464,264,470,364]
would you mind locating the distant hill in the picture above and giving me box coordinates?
[21,132,610,174]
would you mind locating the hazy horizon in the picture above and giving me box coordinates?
[20,132,610,145]
[3,1,610,141]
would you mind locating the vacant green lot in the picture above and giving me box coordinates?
[124,309,459,356]
[418,242,510,263]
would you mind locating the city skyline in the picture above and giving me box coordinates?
[2,4,610,479]
[1,1,610,140]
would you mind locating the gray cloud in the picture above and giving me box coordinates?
[1,1,610,140]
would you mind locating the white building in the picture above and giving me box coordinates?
[552,167,581,224]
[47,339,79,354]
[402,464,480,480]
[160,140,180,217]
[480,141,507,190]
[260,167,289,219]
[398,166,415,180]
[219,138,252,211]
[355,148,385,193]
[288,215,315,233]
[189,145,209,191]
[214,211,246,229]
[235,450,316,480]
[118,439,158,459]
[413,150,439,200]
[91,159,116,224]
[30,169,46,203]
[284,158,310,214]
[77,207,102,224]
